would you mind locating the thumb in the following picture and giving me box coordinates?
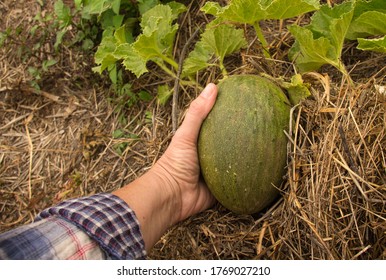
[175,83,218,143]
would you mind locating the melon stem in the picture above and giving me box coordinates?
[219,59,228,77]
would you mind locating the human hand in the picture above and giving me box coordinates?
[155,83,218,223]
[113,83,218,250]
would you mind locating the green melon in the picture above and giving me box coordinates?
[198,75,290,214]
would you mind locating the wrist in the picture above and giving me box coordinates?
[146,162,182,226]
[112,163,181,251]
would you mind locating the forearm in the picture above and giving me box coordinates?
[112,163,181,251]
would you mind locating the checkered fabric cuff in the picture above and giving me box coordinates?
[36,193,146,260]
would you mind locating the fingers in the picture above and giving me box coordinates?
[175,83,218,143]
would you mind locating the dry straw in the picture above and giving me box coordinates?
[150,73,386,260]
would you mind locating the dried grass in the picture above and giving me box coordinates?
[150,74,386,260]
[1,0,385,260]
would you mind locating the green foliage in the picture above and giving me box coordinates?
[202,0,320,23]
[0,29,11,48]
[289,2,355,77]
[183,25,247,76]
[202,0,320,58]
[261,73,311,105]
[53,0,94,51]
[289,0,386,77]
[126,3,185,76]
[6,0,386,118]
[346,0,386,53]
[94,1,186,77]
[110,74,153,110]
[112,129,139,155]
[92,2,186,79]
[347,0,386,38]
[357,36,386,53]
[347,11,386,40]
[54,0,72,27]
[279,74,311,105]
[49,0,386,104]
[157,84,173,105]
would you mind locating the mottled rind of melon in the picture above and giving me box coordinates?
[198,75,290,214]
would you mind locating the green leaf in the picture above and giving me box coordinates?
[167,1,188,19]
[201,24,247,60]
[74,0,82,10]
[201,2,223,16]
[157,84,172,105]
[138,90,153,102]
[357,36,386,53]
[93,2,186,78]
[201,24,247,72]
[114,24,132,44]
[183,24,247,76]
[112,129,125,138]
[308,2,354,56]
[94,25,146,76]
[202,0,319,58]
[352,0,386,19]
[119,44,148,77]
[99,9,124,29]
[289,25,335,72]
[283,74,311,105]
[265,0,320,20]
[82,38,94,50]
[219,0,266,25]
[82,0,116,15]
[42,59,58,72]
[261,73,311,105]
[94,33,117,69]
[182,40,214,77]
[111,0,121,15]
[133,26,177,61]
[289,2,354,74]
[54,29,67,50]
[54,0,72,27]
[347,11,386,40]
[109,64,118,84]
[204,0,320,24]
[140,4,170,36]
[131,4,184,70]
[101,54,119,74]
[112,14,125,29]
[137,0,159,15]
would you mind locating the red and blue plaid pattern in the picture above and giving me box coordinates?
[0,193,146,260]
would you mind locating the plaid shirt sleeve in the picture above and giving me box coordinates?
[0,193,146,260]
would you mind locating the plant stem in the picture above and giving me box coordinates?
[172,24,203,133]
[154,60,177,78]
[335,60,354,86]
[154,60,198,87]
[253,21,271,59]
[219,59,228,77]
[159,53,179,70]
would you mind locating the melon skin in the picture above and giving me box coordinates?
[198,75,290,214]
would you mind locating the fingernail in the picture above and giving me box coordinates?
[200,83,215,99]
